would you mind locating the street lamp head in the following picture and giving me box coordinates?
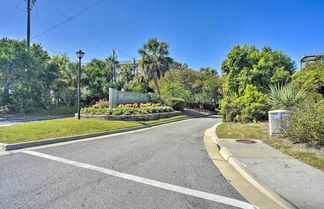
[76,50,85,59]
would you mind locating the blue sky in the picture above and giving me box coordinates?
[0,0,323,72]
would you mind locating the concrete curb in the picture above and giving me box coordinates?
[0,143,8,151]
[211,123,296,209]
[2,116,191,151]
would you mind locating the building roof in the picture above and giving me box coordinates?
[300,54,324,63]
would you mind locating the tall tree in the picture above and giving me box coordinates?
[221,44,295,95]
[84,58,113,101]
[50,54,78,106]
[138,38,172,95]
[200,67,219,77]
[219,44,295,122]
[170,61,189,70]
[0,38,57,112]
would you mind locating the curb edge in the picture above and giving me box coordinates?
[2,116,191,151]
[211,123,296,209]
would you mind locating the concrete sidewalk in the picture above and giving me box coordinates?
[211,124,324,209]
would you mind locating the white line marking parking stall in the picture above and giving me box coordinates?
[23,150,258,209]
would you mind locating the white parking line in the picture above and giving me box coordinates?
[23,150,258,209]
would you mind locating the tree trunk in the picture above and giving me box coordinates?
[3,67,13,104]
[153,76,160,95]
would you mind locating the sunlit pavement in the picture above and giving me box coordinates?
[0,115,256,209]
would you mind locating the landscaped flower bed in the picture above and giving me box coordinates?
[81,105,173,115]
[79,102,181,121]
[117,103,161,108]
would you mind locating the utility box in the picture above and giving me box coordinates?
[269,110,288,136]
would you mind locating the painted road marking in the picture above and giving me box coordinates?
[23,150,258,209]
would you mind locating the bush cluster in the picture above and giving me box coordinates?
[156,69,221,111]
[168,98,186,111]
[81,106,173,115]
[220,85,270,122]
[278,100,324,145]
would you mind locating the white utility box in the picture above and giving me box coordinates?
[268,110,288,136]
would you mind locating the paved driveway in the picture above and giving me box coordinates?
[0,116,255,209]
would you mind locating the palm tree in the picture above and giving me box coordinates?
[200,67,218,77]
[120,64,133,85]
[138,38,172,95]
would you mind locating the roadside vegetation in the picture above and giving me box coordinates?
[216,122,324,171]
[81,101,176,115]
[0,38,220,115]
[0,115,187,144]
[1,36,323,164]
[26,105,76,116]
[217,45,323,165]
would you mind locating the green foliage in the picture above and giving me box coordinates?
[278,100,324,145]
[124,81,146,93]
[200,66,218,77]
[238,85,270,122]
[81,106,173,115]
[221,85,270,122]
[221,44,295,95]
[169,61,189,70]
[83,58,113,103]
[138,38,173,95]
[290,60,324,100]
[0,116,186,144]
[157,69,222,110]
[34,104,75,116]
[168,97,185,111]
[160,83,191,101]
[268,84,307,109]
[49,54,77,106]
[119,64,134,85]
[220,44,294,122]
[0,38,58,113]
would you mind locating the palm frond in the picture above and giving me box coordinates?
[268,84,307,109]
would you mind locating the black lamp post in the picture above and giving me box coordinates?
[76,50,85,120]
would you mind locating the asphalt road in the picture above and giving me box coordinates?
[0,115,255,209]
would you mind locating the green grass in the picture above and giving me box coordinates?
[216,122,324,171]
[27,105,76,117]
[216,123,271,141]
[0,115,187,144]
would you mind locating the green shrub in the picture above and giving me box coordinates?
[169,97,185,111]
[278,100,324,145]
[220,85,270,122]
[268,84,307,109]
[112,109,122,115]
[124,82,146,93]
[160,83,191,101]
[203,103,216,111]
[290,60,324,100]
